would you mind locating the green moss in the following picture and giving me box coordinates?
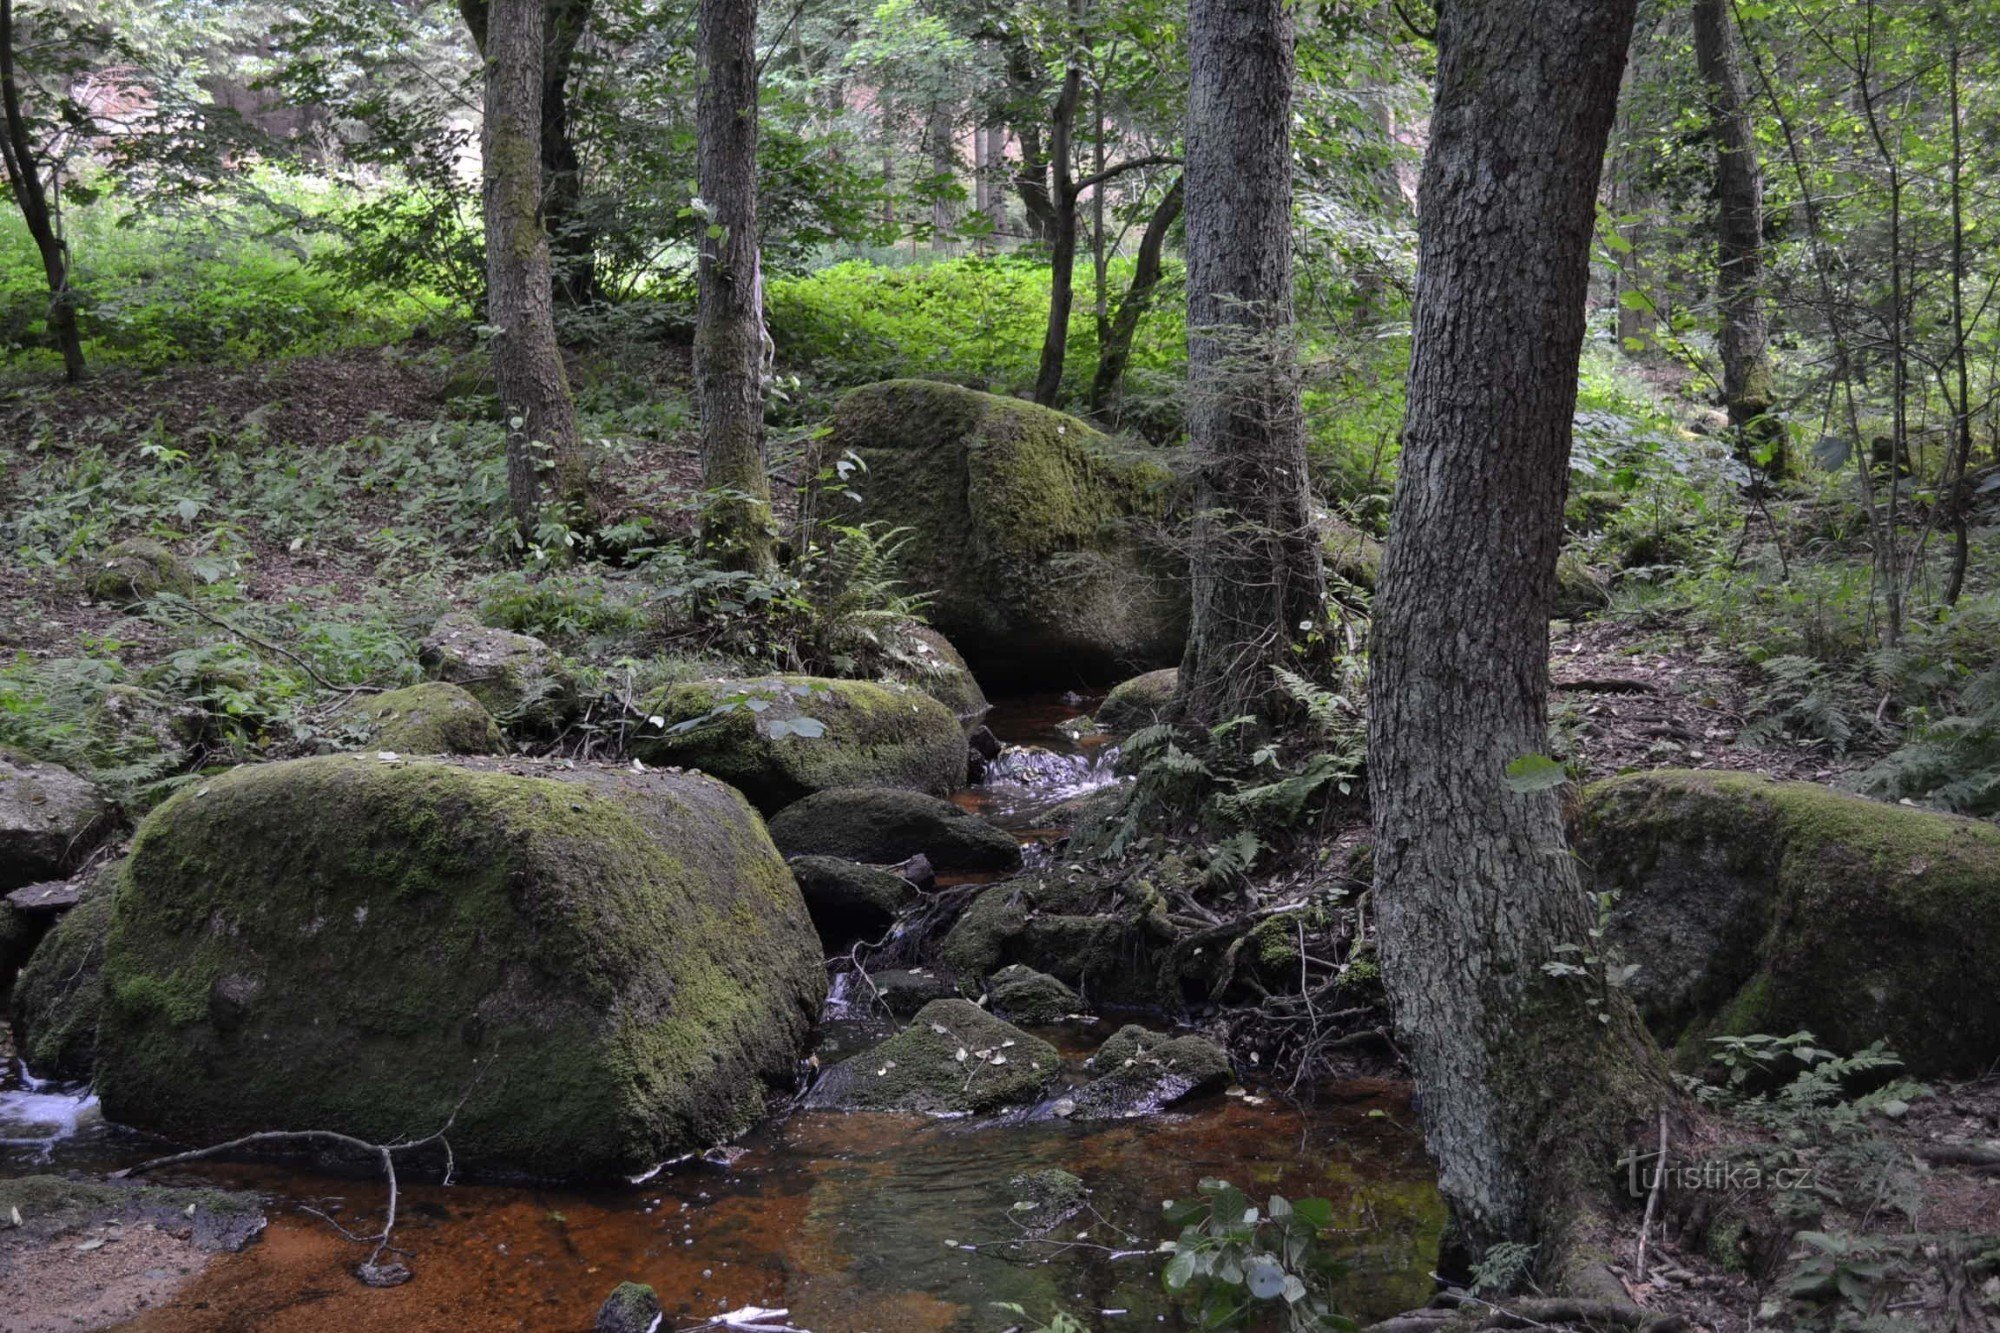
[804,998,1058,1113]
[829,618,988,724]
[822,380,1185,684]
[419,613,577,734]
[1323,516,1382,589]
[986,964,1081,1023]
[12,865,118,1077]
[766,786,1019,872]
[97,754,825,1177]
[632,675,965,813]
[335,682,506,755]
[81,537,195,606]
[1096,668,1178,735]
[594,1281,664,1333]
[0,1174,263,1251]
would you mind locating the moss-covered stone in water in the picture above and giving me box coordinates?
[766,786,1020,872]
[985,964,1080,1024]
[335,682,506,756]
[805,998,1058,1113]
[819,380,1185,685]
[1095,668,1177,735]
[1575,769,2000,1075]
[11,861,120,1078]
[632,676,966,814]
[939,871,1160,1005]
[96,753,826,1178]
[1071,1025,1231,1119]
[1007,1168,1085,1233]
[81,538,197,607]
[594,1281,665,1333]
[789,854,915,944]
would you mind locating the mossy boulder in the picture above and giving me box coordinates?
[866,966,957,1017]
[766,786,1020,872]
[594,1282,665,1333]
[335,682,506,756]
[1007,1168,1086,1233]
[1096,668,1178,735]
[1071,1025,1232,1119]
[804,998,1059,1114]
[11,861,119,1079]
[0,751,112,891]
[789,854,916,945]
[939,871,1162,1005]
[833,618,989,724]
[1322,515,1383,589]
[820,380,1185,686]
[95,753,827,1178]
[1574,770,2000,1075]
[1553,551,1611,619]
[81,538,196,607]
[634,679,966,814]
[986,964,1081,1024]
[418,612,577,733]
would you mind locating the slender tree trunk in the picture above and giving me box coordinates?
[0,0,82,383]
[1368,0,1673,1280]
[1004,40,1057,244]
[1031,67,1082,408]
[924,98,958,249]
[1089,174,1182,418]
[479,0,594,542]
[1173,0,1324,728]
[1692,0,1780,475]
[461,0,600,307]
[984,125,1007,231]
[694,0,776,576]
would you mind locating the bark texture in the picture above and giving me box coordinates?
[1368,0,1668,1270]
[1692,0,1780,475]
[1089,174,1183,417]
[0,0,83,382]
[1030,66,1084,408]
[479,0,594,541]
[694,0,777,575]
[1174,0,1324,727]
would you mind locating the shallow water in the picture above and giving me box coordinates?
[0,692,1445,1331]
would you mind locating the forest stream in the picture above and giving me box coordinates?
[0,696,1445,1333]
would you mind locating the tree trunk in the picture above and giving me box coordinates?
[1368,0,1672,1281]
[1693,0,1780,476]
[694,0,777,576]
[479,0,595,543]
[1004,40,1057,245]
[461,0,600,307]
[924,98,958,249]
[1089,174,1182,418]
[0,0,83,383]
[1031,67,1082,408]
[1174,0,1324,729]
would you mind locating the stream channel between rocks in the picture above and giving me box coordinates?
[0,693,1444,1332]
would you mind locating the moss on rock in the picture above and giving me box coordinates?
[418,613,577,734]
[81,538,196,607]
[1553,551,1611,620]
[766,786,1019,871]
[96,753,826,1178]
[820,380,1185,686]
[789,854,916,944]
[0,1174,265,1252]
[1072,1025,1232,1119]
[0,750,112,891]
[985,964,1080,1024]
[804,998,1058,1114]
[1575,769,2000,1075]
[594,1281,665,1333]
[938,871,1162,1006]
[633,677,965,814]
[11,861,120,1078]
[1322,515,1383,590]
[335,682,506,756]
[831,618,989,724]
[1095,668,1178,735]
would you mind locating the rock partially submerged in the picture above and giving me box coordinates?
[805,998,1058,1114]
[594,1281,666,1333]
[1095,668,1177,735]
[334,681,506,755]
[789,854,916,945]
[1069,1025,1232,1120]
[0,752,111,892]
[767,786,1020,872]
[95,754,827,1177]
[1006,1168,1086,1234]
[985,964,1080,1024]
[633,677,965,814]
[1575,769,2000,1075]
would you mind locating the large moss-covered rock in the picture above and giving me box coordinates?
[804,998,1058,1114]
[335,682,506,755]
[95,754,827,1178]
[0,751,111,891]
[633,677,965,814]
[821,380,1184,685]
[1574,770,2000,1075]
[81,538,196,607]
[985,964,1080,1024]
[10,862,118,1079]
[1553,551,1611,620]
[1095,668,1177,735]
[418,613,577,732]
[832,618,989,724]
[766,786,1020,872]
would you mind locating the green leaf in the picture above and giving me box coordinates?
[1503,753,1568,792]
[1163,1248,1197,1291]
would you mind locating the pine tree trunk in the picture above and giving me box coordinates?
[1368,0,1672,1277]
[1174,0,1324,728]
[1089,175,1182,418]
[1693,0,1781,476]
[0,0,83,383]
[479,0,594,543]
[694,0,777,576]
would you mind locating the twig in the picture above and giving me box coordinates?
[1635,1107,1668,1284]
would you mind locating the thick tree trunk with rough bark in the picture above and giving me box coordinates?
[1693,0,1781,476]
[479,0,594,542]
[0,0,83,383]
[461,0,600,306]
[1089,174,1182,418]
[1173,0,1324,728]
[694,0,776,575]
[1368,0,1673,1278]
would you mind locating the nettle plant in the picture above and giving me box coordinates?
[1159,1178,1355,1331]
